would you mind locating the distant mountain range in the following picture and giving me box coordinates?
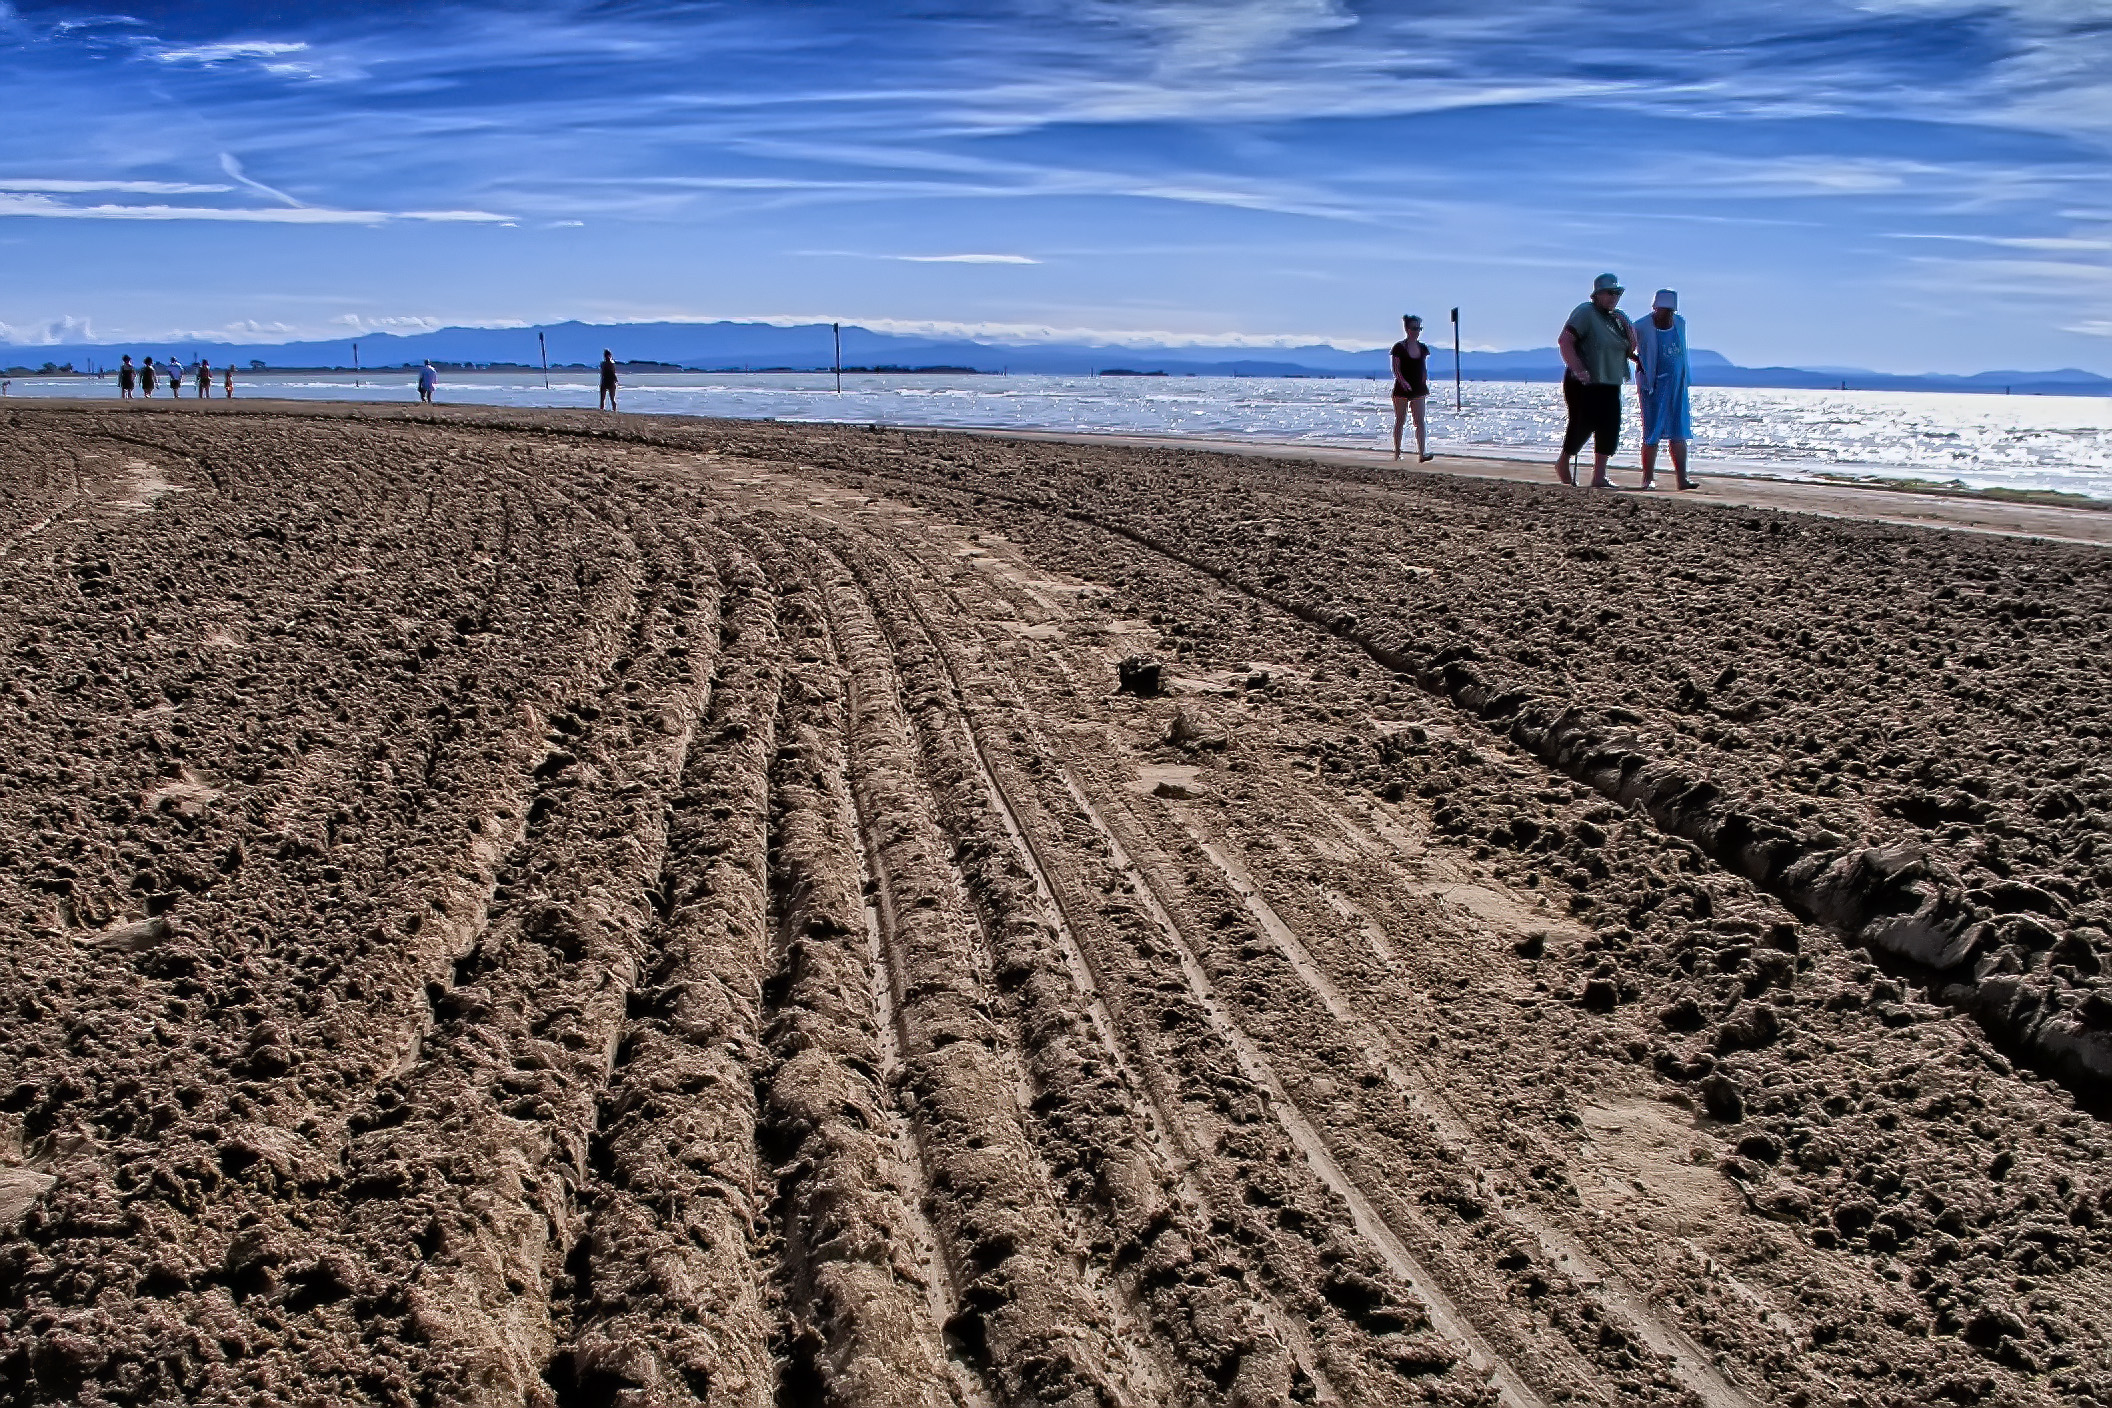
[4,319,2106,396]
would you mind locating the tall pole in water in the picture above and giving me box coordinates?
[833,322,842,393]
[1450,307,1462,413]
[538,331,550,391]
[352,341,361,388]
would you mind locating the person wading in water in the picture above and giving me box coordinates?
[1389,314,1434,462]
[598,348,619,411]
[1555,272,1636,488]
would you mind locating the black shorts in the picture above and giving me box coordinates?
[1561,378,1621,457]
[1392,380,1427,400]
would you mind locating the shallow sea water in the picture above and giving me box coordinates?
[8,369,2109,501]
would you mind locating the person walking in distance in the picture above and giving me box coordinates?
[598,348,619,411]
[417,361,438,404]
[1635,289,1695,491]
[223,364,234,398]
[118,355,136,399]
[196,360,212,399]
[168,356,184,398]
[140,358,158,397]
[1555,273,1636,488]
[1389,314,1434,462]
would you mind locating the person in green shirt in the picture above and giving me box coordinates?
[1555,272,1637,488]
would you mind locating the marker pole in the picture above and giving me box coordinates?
[353,341,361,388]
[539,331,550,391]
[1450,306,1462,413]
[833,322,842,393]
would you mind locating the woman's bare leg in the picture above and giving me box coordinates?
[1411,396,1429,459]
[1640,441,1659,488]
[1391,396,1408,458]
[1671,438,1694,489]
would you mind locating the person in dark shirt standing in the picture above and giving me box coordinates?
[118,355,136,399]
[1555,273,1636,488]
[1389,314,1433,462]
[141,358,157,397]
[598,349,619,411]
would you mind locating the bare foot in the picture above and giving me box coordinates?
[1419,453,1435,463]
[1639,475,1657,490]
[1588,475,1614,489]
[1555,459,1575,485]
[1676,477,1697,491]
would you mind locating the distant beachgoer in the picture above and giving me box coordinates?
[598,349,618,410]
[417,361,438,404]
[1389,314,1433,462]
[119,355,136,399]
[1635,289,1695,491]
[168,357,185,398]
[223,365,234,399]
[197,361,212,398]
[141,359,157,397]
[1555,273,1636,488]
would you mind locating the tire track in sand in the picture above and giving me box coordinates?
[1051,766,1550,1408]
[835,528,1389,1404]
[1172,815,1764,1408]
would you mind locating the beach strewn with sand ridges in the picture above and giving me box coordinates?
[4,402,2108,1407]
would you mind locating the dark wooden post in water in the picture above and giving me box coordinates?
[352,341,361,388]
[1450,307,1462,413]
[833,322,842,393]
[538,331,550,391]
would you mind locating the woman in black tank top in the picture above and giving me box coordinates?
[1390,314,1433,461]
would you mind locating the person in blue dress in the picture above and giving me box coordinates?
[1635,289,1695,490]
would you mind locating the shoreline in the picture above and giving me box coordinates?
[15,395,2109,547]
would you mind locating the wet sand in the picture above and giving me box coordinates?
[4,401,2108,1407]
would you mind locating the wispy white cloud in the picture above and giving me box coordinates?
[1892,232,2112,253]
[802,250,1039,264]
[894,253,1037,263]
[0,192,510,224]
[0,178,235,194]
[153,41,309,65]
[219,152,304,208]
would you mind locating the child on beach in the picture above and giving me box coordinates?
[1390,315,1433,462]
[224,365,234,398]
[1635,289,1695,491]
[118,355,136,399]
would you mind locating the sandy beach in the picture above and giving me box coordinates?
[4,401,2108,1407]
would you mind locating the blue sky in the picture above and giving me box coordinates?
[1,0,2108,372]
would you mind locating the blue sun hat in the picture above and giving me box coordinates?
[1592,272,1623,295]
